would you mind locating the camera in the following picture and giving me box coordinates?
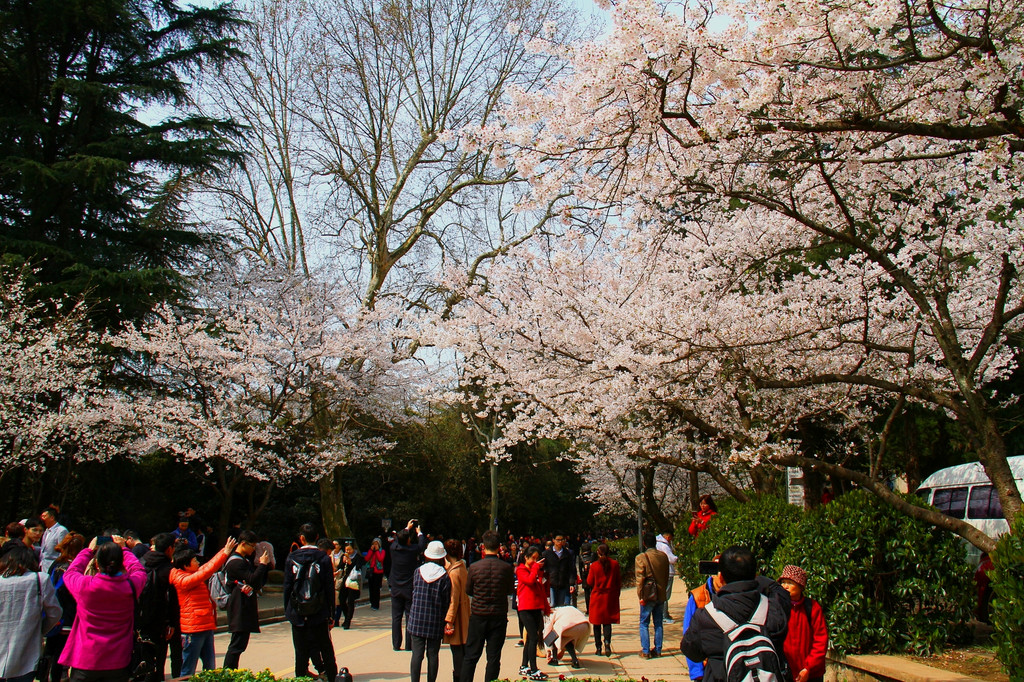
[698,560,720,575]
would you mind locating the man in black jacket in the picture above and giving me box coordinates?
[389,519,428,650]
[284,523,337,682]
[138,533,180,682]
[680,545,791,682]
[542,533,577,607]
[460,530,514,682]
[223,530,271,669]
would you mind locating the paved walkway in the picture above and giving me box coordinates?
[212,580,694,681]
[209,581,984,682]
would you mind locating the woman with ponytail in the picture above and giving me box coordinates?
[585,543,620,656]
[58,534,146,682]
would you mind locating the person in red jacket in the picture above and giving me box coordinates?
[170,537,237,676]
[778,565,828,682]
[515,546,549,680]
[585,543,620,656]
[688,495,718,538]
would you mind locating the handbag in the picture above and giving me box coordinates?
[344,565,361,591]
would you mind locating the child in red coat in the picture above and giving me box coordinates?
[778,565,828,682]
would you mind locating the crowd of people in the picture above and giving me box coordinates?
[1,502,829,682]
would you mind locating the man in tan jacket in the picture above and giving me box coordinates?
[634,531,670,658]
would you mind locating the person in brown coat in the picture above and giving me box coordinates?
[634,532,669,658]
[443,540,470,682]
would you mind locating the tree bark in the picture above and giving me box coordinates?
[320,467,353,539]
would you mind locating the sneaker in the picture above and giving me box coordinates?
[663,616,675,624]
[518,666,532,677]
[528,671,548,681]
[515,640,525,647]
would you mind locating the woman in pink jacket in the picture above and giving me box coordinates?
[58,535,146,682]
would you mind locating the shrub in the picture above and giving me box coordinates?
[676,493,802,590]
[190,671,316,682]
[606,537,642,586]
[991,514,1024,680]
[772,489,973,656]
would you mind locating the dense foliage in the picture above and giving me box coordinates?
[772,491,973,656]
[190,670,315,682]
[676,494,802,590]
[991,516,1024,680]
[0,0,245,330]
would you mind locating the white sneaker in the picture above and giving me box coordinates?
[528,671,548,681]
[519,666,532,677]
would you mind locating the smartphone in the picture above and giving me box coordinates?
[96,535,114,546]
[698,560,720,575]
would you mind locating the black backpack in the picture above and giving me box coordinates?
[289,555,325,616]
[134,568,164,632]
[704,594,784,682]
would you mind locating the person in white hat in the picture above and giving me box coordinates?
[409,540,453,682]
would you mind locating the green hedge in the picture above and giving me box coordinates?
[676,493,802,590]
[991,514,1024,680]
[772,490,973,656]
[606,537,642,586]
[190,671,316,682]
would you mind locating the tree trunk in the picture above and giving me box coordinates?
[641,465,672,533]
[973,416,1022,529]
[320,467,353,539]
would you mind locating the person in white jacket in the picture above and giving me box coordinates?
[655,532,678,623]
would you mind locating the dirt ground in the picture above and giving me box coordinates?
[905,647,1009,682]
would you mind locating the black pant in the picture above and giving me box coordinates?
[291,622,337,682]
[169,625,182,678]
[38,633,69,682]
[459,614,507,682]
[68,669,129,682]
[410,634,441,682]
[391,591,413,649]
[341,587,358,627]
[222,631,251,669]
[593,623,612,650]
[519,610,542,670]
[450,643,465,682]
[136,627,169,682]
[368,573,384,609]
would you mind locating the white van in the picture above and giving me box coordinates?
[915,455,1024,561]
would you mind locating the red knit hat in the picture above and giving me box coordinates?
[780,564,808,588]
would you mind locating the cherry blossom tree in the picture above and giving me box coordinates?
[192,0,590,535]
[113,264,419,535]
[467,0,1024,550]
[0,270,130,486]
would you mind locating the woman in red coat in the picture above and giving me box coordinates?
[585,543,620,656]
[778,565,828,682]
[688,495,718,537]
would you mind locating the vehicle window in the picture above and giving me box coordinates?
[932,486,968,519]
[915,487,931,503]
[968,485,1003,520]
